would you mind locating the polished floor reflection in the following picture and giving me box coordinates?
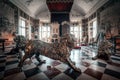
[0,46,120,80]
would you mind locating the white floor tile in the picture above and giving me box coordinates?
[52,73,73,80]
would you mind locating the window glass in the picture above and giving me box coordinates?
[70,24,82,45]
[93,20,97,38]
[39,23,50,42]
[19,17,26,37]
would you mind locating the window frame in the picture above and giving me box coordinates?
[19,17,26,37]
[39,23,50,42]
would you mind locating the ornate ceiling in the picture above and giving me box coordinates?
[10,0,109,22]
[46,0,73,13]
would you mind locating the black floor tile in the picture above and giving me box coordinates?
[6,60,18,65]
[0,66,5,72]
[93,61,107,68]
[0,55,6,58]
[111,57,120,61]
[104,69,120,79]
[24,67,41,78]
[0,59,6,63]
[64,68,81,80]
[4,67,21,77]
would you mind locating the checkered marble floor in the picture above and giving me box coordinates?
[0,48,120,80]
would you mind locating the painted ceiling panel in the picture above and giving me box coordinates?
[47,3,73,12]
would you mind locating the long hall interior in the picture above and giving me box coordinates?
[0,0,120,80]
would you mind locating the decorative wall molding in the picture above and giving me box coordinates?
[61,21,70,26]
[10,0,35,18]
[85,0,109,18]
